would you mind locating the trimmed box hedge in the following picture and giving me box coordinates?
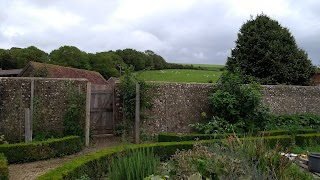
[0,136,83,164]
[295,133,320,147]
[157,133,245,142]
[259,129,317,137]
[0,154,8,180]
[36,135,293,180]
[157,129,317,143]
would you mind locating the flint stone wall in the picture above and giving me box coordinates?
[0,77,88,142]
[142,83,320,135]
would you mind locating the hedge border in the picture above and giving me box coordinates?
[0,136,83,164]
[295,133,320,147]
[0,154,8,180]
[37,135,294,180]
[259,129,317,137]
[157,133,243,142]
[157,129,317,142]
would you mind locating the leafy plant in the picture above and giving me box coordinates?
[189,116,242,134]
[191,71,269,134]
[118,71,156,135]
[107,148,160,180]
[265,114,320,131]
[166,137,294,180]
[211,71,269,129]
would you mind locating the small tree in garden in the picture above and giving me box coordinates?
[211,71,269,131]
[190,71,269,133]
[226,14,316,85]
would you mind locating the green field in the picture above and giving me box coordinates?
[136,69,223,83]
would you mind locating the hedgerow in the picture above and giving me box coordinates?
[0,136,83,164]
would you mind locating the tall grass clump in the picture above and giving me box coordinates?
[107,148,160,180]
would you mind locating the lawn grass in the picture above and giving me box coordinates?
[136,69,222,83]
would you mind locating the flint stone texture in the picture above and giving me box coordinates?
[0,77,88,143]
[142,83,320,135]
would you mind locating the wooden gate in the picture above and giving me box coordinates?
[90,84,114,135]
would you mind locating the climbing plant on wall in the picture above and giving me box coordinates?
[63,83,86,137]
[118,71,156,135]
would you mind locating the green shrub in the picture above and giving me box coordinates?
[157,133,242,142]
[265,114,320,130]
[295,133,320,147]
[189,116,246,134]
[259,129,317,136]
[108,148,160,180]
[169,137,292,179]
[63,88,86,137]
[209,71,269,132]
[0,136,83,164]
[0,154,8,180]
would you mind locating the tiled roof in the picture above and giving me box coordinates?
[19,61,107,84]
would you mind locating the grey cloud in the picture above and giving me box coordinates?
[1,0,320,65]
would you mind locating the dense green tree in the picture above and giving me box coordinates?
[115,49,148,71]
[23,46,48,63]
[226,14,316,85]
[49,46,91,70]
[88,51,125,79]
[144,50,167,70]
[0,46,48,69]
[0,49,15,69]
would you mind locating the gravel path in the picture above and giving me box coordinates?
[9,136,123,180]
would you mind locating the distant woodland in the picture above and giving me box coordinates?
[0,46,188,79]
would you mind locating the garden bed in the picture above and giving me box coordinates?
[36,134,314,180]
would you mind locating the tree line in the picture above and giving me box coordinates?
[0,46,186,79]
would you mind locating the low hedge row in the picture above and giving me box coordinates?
[158,129,317,142]
[157,133,243,142]
[0,154,8,180]
[295,133,320,147]
[258,129,317,136]
[266,114,320,130]
[0,136,83,164]
[37,135,294,180]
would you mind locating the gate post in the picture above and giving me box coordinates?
[85,82,91,147]
[25,108,32,142]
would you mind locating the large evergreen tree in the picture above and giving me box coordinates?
[226,14,316,85]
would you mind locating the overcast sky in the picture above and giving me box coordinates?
[1,0,320,65]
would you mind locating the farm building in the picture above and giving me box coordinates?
[16,61,117,135]
[313,72,320,85]
[18,61,107,84]
[0,69,23,77]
